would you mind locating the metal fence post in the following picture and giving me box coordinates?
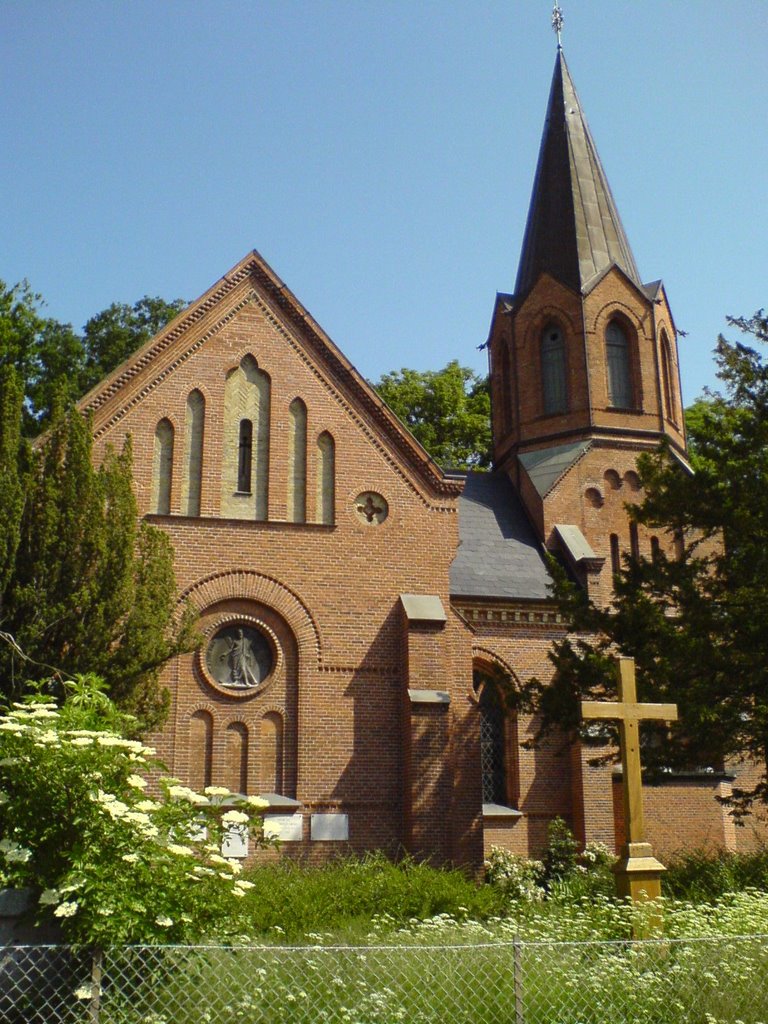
[513,935,524,1024]
[88,945,103,1024]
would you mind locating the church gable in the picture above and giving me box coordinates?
[83,251,460,520]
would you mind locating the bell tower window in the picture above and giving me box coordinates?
[606,321,633,409]
[541,324,567,415]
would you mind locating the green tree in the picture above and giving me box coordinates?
[79,295,186,393]
[0,375,196,728]
[0,280,185,433]
[527,311,768,812]
[373,360,492,469]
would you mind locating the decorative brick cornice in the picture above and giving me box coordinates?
[452,601,565,629]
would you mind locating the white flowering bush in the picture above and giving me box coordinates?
[0,683,269,945]
[484,847,546,902]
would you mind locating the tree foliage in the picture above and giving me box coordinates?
[0,372,196,729]
[373,360,492,470]
[527,311,768,811]
[0,279,185,433]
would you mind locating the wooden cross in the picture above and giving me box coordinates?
[581,657,678,846]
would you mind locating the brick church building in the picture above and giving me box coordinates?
[80,48,760,868]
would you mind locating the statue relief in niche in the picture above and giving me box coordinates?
[206,625,274,690]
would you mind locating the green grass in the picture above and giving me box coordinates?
[229,853,507,942]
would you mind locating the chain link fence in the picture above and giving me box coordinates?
[3,934,768,1024]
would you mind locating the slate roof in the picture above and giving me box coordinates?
[450,472,553,601]
[518,440,592,498]
[514,50,642,297]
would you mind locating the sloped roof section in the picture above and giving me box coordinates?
[514,50,642,298]
[450,472,553,600]
[519,440,592,498]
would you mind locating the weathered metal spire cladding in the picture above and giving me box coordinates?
[514,50,642,298]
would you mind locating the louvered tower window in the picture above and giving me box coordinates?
[606,321,633,408]
[541,325,567,414]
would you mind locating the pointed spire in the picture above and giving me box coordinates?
[514,51,642,298]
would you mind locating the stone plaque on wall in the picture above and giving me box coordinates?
[310,813,349,841]
[263,814,303,842]
[221,826,249,859]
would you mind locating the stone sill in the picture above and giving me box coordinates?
[482,803,523,820]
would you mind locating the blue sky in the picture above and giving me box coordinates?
[2,1,766,405]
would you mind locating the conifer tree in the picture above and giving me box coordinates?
[0,379,196,729]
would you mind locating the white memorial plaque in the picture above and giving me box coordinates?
[310,813,349,841]
[221,825,249,859]
[263,814,303,842]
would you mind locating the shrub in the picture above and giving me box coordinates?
[484,847,545,902]
[0,680,268,945]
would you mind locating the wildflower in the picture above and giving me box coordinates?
[233,879,255,890]
[204,786,231,796]
[70,737,93,746]
[122,853,139,863]
[126,774,148,789]
[155,915,173,927]
[135,800,159,812]
[39,889,61,905]
[54,901,79,918]
[74,986,93,1000]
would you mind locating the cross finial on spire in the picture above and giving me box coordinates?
[551,1,564,49]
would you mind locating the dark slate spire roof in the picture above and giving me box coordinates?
[514,50,642,297]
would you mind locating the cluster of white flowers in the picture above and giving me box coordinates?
[0,837,32,864]
[167,784,208,806]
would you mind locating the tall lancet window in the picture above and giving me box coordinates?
[237,419,253,493]
[541,325,567,414]
[152,419,174,515]
[606,321,633,409]
[475,669,508,806]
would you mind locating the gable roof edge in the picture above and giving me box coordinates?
[79,250,461,498]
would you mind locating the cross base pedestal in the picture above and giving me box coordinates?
[612,842,666,901]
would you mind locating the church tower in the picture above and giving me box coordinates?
[486,47,687,602]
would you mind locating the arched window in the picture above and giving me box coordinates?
[189,710,213,792]
[609,533,621,575]
[222,356,271,519]
[237,420,253,493]
[541,324,567,414]
[183,390,205,516]
[288,399,307,523]
[316,432,335,525]
[225,722,249,796]
[151,418,174,515]
[606,321,633,409]
[660,331,676,424]
[474,668,515,807]
[629,521,640,560]
[261,712,284,794]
